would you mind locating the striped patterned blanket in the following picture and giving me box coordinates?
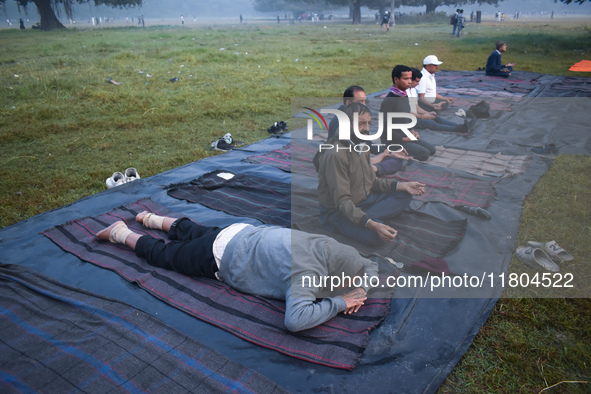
[241,141,318,177]
[384,167,497,208]
[291,185,466,265]
[0,264,287,393]
[426,146,531,178]
[168,170,466,265]
[242,146,497,208]
[42,199,394,371]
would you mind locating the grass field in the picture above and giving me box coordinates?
[1,18,590,392]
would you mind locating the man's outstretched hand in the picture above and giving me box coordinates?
[398,181,426,196]
[391,149,413,161]
[367,220,398,241]
[342,287,367,314]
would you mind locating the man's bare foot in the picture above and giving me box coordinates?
[96,221,125,242]
[136,211,149,223]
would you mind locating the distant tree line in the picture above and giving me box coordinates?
[0,0,141,30]
[252,0,507,23]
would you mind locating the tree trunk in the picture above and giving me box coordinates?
[425,0,438,14]
[391,0,395,25]
[352,0,361,24]
[33,0,66,31]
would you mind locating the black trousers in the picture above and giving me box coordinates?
[135,218,222,279]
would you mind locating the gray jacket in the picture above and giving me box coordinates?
[218,225,379,332]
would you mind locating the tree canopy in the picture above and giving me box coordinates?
[0,0,142,30]
[252,0,320,17]
[398,0,502,14]
[252,0,391,24]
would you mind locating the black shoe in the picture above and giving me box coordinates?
[267,122,282,134]
[211,133,236,151]
[277,121,288,132]
[468,116,478,131]
[455,120,469,133]
[455,205,492,220]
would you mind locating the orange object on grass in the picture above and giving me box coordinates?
[569,60,591,72]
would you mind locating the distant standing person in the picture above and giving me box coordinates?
[19,18,25,30]
[381,11,390,33]
[277,14,280,24]
[485,41,515,78]
[240,14,243,24]
[451,9,460,36]
[181,15,184,25]
[454,9,465,37]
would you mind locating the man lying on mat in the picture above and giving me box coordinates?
[97,211,378,332]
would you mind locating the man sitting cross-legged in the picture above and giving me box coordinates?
[379,64,437,161]
[486,41,515,78]
[315,101,426,247]
[416,55,455,113]
[408,67,470,133]
[327,84,412,176]
[97,211,377,332]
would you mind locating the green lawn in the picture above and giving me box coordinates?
[1,19,590,392]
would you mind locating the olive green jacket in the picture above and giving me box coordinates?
[314,140,399,226]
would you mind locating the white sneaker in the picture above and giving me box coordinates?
[124,168,140,182]
[106,172,126,188]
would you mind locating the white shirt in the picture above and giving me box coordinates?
[212,223,252,269]
[416,67,437,103]
[406,87,419,113]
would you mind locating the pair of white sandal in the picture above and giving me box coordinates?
[515,241,574,272]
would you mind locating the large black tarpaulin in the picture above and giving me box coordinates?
[1,72,590,393]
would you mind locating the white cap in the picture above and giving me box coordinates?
[423,55,443,65]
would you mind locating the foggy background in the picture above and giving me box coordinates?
[1,0,590,27]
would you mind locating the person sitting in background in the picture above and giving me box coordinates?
[486,41,515,78]
[314,101,426,246]
[380,65,437,161]
[327,85,411,176]
[416,55,455,112]
[327,85,367,141]
[408,68,469,133]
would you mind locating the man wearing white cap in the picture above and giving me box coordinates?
[417,55,455,112]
